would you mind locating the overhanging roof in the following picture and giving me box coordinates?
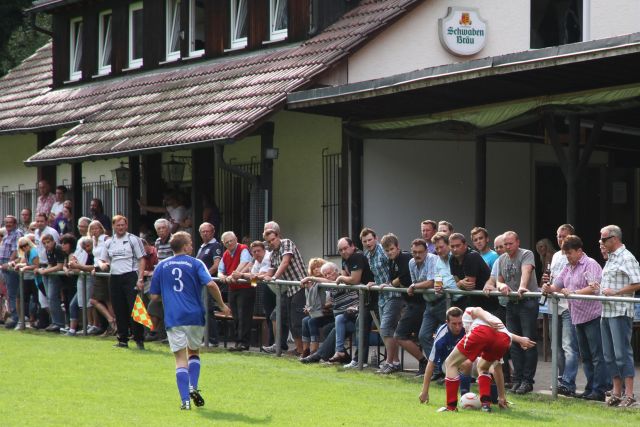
[287,32,640,132]
[25,0,81,13]
[3,0,423,166]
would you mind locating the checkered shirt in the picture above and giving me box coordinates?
[554,254,602,325]
[366,244,399,299]
[601,245,640,318]
[409,253,438,302]
[0,228,23,263]
[270,238,306,297]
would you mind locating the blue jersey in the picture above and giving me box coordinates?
[429,323,466,368]
[149,254,212,329]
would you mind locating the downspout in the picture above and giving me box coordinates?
[29,13,53,38]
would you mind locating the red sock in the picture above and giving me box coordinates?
[478,373,491,405]
[445,376,460,410]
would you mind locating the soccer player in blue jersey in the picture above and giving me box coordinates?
[150,232,231,410]
[418,306,469,404]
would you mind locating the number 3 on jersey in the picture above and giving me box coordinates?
[172,268,184,292]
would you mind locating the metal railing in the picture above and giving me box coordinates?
[0,181,128,220]
[11,270,640,400]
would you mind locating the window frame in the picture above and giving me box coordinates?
[189,0,205,57]
[69,16,83,81]
[230,0,248,49]
[166,0,182,61]
[269,0,288,41]
[128,1,144,69]
[97,10,112,75]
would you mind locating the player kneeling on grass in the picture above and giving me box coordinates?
[418,306,471,405]
[439,307,535,413]
[150,232,231,410]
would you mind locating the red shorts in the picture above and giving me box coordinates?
[456,325,511,362]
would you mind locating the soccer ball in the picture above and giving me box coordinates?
[460,392,482,410]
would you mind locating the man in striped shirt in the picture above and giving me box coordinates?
[599,225,640,407]
[547,235,607,401]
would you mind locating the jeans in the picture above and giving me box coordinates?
[601,316,635,379]
[418,298,446,358]
[506,298,538,384]
[3,270,19,322]
[559,310,579,391]
[317,323,337,359]
[229,287,256,347]
[352,309,374,363]
[335,312,357,352]
[302,315,332,342]
[378,297,403,337]
[575,317,608,395]
[44,274,65,327]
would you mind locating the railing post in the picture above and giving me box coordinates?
[550,294,559,399]
[275,282,282,357]
[18,271,25,330]
[82,273,88,335]
[203,286,210,347]
[357,287,366,370]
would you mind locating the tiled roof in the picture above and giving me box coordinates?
[7,0,422,165]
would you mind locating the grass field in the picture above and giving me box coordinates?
[1,329,637,426]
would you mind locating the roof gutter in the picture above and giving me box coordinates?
[23,137,235,167]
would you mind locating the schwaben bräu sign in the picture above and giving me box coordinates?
[438,7,487,56]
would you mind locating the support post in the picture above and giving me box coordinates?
[128,156,140,233]
[475,135,487,227]
[18,272,25,330]
[275,285,282,357]
[71,163,83,215]
[550,295,559,399]
[260,123,275,221]
[82,274,88,335]
[357,289,366,370]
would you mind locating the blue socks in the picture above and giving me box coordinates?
[176,367,190,403]
[460,374,471,395]
[188,356,201,390]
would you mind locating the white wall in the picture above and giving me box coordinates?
[362,137,610,252]
[347,0,530,83]
[224,111,343,260]
[589,0,640,41]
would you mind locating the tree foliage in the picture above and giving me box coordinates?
[0,1,51,77]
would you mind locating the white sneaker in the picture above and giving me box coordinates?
[343,360,358,369]
[261,344,278,354]
[14,322,23,330]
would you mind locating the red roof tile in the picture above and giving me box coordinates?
[2,0,422,164]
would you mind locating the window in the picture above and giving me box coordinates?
[230,0,248,49]
[128,2,144,68]
[166,0,181,60]
[69,17,83,80]
[269,0,288,41]
[531,0,582,48]
[322,149,342,257]
[189,0,205,55]
[98,10,112,75]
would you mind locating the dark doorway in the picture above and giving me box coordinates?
[534,164,605,272]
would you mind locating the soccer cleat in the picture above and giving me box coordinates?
[180,401,191,410]
[189,389,205,407]
[113,342,129,348]
[378,363,400,375]
[436,406,457,413]
[481,404,492,413]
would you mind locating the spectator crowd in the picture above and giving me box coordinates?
[1,179,639,408]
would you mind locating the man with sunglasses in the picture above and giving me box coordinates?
[598,225,640,408]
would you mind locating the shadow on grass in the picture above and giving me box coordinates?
[197,408,272,424]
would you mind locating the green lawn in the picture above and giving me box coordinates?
[1,329,636,426]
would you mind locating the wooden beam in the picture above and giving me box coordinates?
[474,135,487,227]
